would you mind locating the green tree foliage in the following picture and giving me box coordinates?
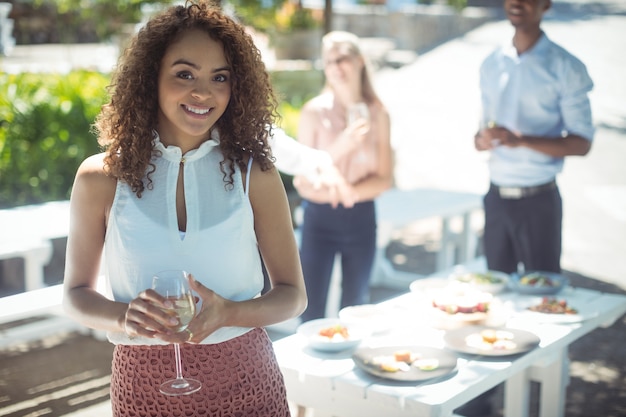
[227,0,287,32]
[0,71,110,208]
[25,0,173,41]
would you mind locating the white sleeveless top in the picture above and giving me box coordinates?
[104,131,263,345]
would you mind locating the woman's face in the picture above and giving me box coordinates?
[157,29,232,148]
[323,46,362,90]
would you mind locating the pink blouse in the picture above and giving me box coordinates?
[305,92,381,185]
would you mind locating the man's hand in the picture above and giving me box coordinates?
[475,124,521,150]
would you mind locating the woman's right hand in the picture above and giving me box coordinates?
[328,119,369,161]
[122,289,181,340]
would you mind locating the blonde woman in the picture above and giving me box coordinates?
[294,31,393,322]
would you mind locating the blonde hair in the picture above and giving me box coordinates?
[321,31,381,105]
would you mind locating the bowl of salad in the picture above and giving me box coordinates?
[510,271,568,295]
[451,270,510,294]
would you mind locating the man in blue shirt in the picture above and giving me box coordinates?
[462,2,593,415]
[474,0,594,276]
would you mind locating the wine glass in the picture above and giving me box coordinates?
[347,102,370,162]
[152,269,202,396]
[347,102,370,131]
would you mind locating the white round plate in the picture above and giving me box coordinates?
[297,318,370,352]
[512,297,598,324]
[409,277,450,295]
[339,304,395,334]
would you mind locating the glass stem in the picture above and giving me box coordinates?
[174,343,184,380]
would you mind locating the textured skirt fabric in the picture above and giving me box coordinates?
[110,328,291,417]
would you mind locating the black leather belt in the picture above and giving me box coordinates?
[491,180,557,199]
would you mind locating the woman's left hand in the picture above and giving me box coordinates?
[183,274,230,343]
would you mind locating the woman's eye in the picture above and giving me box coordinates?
[177,71,194,80]
[214,74,228,83]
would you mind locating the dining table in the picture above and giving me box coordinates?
[273,275,626,417]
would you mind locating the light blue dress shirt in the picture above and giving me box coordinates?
[479,33,594,187]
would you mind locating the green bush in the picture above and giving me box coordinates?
[0,71,110,208]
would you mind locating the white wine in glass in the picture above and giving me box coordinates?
[152,269,202,396]
[347,102,370,163]
[347,102,370,131]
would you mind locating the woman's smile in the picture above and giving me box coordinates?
[183,104,212,116]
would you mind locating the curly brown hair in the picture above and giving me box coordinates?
[94,0,278,197]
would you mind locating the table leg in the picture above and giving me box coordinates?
[437,216,454,271]
[459,211,477,263]
[536,348,568,417]
[504,368,531,417]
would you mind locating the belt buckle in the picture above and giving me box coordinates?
[499,187,523,199]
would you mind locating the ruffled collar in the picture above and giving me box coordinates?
[152,130,220,163]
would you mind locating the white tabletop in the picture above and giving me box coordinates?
[375,188,482,228]
[274,285,626,417]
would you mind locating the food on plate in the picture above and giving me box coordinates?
[370,349,439,373]
[431,289,492,314]
[480,329,498,344]
[452,271,510,294]
[371,354,411,372]
[455,272,506,285]
[519,272,559,287]
[318,324,350,341]
[465,329,517,351]
[527,297,578,314]
[413,358,440,371]
[393,349,414,363]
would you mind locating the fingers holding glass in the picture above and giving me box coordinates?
[152,269,201,396]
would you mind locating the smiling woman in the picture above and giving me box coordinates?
[62,1,307,416]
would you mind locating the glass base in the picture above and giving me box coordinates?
[159,377,202,396]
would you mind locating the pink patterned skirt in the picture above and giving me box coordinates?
[110,328,291,417]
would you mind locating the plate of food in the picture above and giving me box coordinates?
[514,296,597,324]
[430,285,493,314]
[444,326,540,356]
[339,304,395,334]
[451,270,510,294]
[297,318,370,352]
[424,285,494,329]
[509,271,568,295]
[352,346,458,382]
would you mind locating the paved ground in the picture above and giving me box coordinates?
[1,0,625,416]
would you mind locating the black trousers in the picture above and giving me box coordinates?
[483,184,562,274]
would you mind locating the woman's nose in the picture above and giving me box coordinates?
[192,83,212,99]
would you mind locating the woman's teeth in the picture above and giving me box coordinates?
[185,105,210,115]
